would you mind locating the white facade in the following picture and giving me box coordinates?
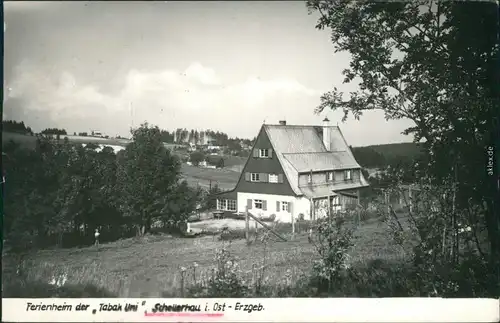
[236,192,312,223]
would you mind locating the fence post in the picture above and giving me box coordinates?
[408,186,413,213]
[245,206,250,245]
[385,190,390,215]
[252,263,257,295]
[328,194,332,218]
[291,213,295,239]
[357,189,361,226]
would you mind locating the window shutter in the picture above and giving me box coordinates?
[276,201,280,212]
[253,149,259,158]
[278,174,284,183]
[288,201,293,214]
[247,199,253,209]
[245,172,250,181]
[262,200,267,211]
[260,173,267,182]
[326,172,329,182]
[269,149,273,158]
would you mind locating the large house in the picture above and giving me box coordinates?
[215,118,369,223]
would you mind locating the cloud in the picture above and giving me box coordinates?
[5,61,320,137]
[184,62,221,85]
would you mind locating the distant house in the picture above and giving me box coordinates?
[91,130,103,137]
[207,144,221,151]
[215,119,369,223]
[239,141,252,151]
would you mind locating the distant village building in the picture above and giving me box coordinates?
[207,144,221,151]
[215,118,369,223]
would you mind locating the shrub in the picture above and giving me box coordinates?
[187,247,249,297]
[308,217,355,293]
[382,179,499,297]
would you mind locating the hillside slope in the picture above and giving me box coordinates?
[352,142,424,169]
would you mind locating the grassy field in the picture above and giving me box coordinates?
[180,164,240,190]
[3,217,410,297]
[205,154,247,168]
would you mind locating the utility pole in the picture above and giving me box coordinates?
[130,101,135,130]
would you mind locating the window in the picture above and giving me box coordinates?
[259,149,269,158]
[344,170,352,180]
[328,172,334,181]
[254,199,263,209]
[307,174,312,183]
[332,196,341,212]
[218,199,227,210]
[269,174,279,183]
[251,173,260,182]
[281,201,289,212]
[227,200,237,211]
[217,199,237,211]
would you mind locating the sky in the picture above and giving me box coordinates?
[3,1,416,147]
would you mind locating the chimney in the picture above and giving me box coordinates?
[279,120,287,126]
[322,117,330,150]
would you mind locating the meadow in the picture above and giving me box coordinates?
[180,164,239,190]
[2,216,410,298]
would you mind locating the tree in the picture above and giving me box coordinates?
[2,120,32,135]
[217,158,225,169]
[41,128,67,135]
[115,123,184,236]
[160,181,202,229]
[204,183,222,210]
[306,0,499,260]
[194,130,200,145]
[189,129,195,144]
[190,151,205,166]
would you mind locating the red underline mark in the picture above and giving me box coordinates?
[144,313,224,317]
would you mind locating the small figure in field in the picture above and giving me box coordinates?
[308,228,313,244]
[94,228,100,247]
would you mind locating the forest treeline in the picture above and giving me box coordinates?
[2,120,34,135]
[351,143,424,169]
